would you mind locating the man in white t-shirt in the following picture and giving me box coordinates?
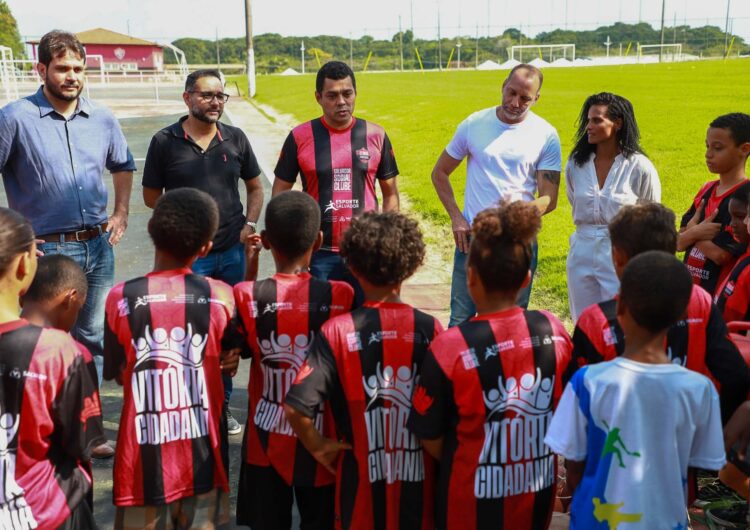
[431,64,561,325]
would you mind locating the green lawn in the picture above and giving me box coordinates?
[231,59,750,320]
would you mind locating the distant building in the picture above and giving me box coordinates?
[28,28,164,72]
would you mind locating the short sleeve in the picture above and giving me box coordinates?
[407,350,451,440]
[375,132,399,180]
[722,267,750,323]
[274,132,300,183]
[53,345,107,459]
[142,135,165,188]
[444,118,470,161]
[285,333,338,418]
[544,370,589,462]
[536,128,562,172]
[688,382,727,470]
[106,116,136,172]
[103,290,126,382]
[0,107,15,170]
[564,159,575,205]
[713,231,746,256]
[239,131,261,181]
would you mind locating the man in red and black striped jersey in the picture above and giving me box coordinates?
[104,189,241,529]
[408,201,571,530]
[272,61,400,305]
[286,212,441,530]
[234,191,354,529]
[569,202,750,424]
[0,207,105,529]
[715,189,750,323]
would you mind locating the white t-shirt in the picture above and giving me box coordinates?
[545,357,725,530]
[565,152,661,227]
[446,107,561,223]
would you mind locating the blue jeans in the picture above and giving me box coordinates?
[449,241,539,327]
[191,242,246,404]
[38,232,114,384]
[310,250,364,307]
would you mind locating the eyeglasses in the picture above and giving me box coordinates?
[189,91,230,103]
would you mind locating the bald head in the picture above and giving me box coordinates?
[504,64,543,93]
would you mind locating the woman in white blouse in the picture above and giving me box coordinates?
[566,92,661,321]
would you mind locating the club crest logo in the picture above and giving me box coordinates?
[258,331,313,369]
[356,148,371,162]
[363,363,415,410]
[132,324,208,370]
[114,47,126,60]
[483,368,555,417]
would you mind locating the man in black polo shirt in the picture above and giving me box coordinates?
[142,68,263,434]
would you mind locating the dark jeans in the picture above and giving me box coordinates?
[38,232,114,384]
[310,249,364,307]
[191,241,246,404]
[449,240,539,327]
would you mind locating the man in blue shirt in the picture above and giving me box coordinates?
[0,31,134,458]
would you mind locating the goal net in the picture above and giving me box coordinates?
[637,43,683,62]
[510,44,575,63]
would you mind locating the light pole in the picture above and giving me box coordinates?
[300,41,305,74]
[456,41,462,68]
[244,0,256,97]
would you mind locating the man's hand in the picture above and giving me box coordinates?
[452,215,472,254]
[239,223,257,244]
[725,401,750,455]
[244,234,262,282]
[106,211,128,246]
[310,437,352,474]
[220,347,241,376]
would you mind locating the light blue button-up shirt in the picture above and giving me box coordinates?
[0,86,136,235]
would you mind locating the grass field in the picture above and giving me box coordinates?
[233,59,750,320]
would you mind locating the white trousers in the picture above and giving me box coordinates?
[567,225,620,322]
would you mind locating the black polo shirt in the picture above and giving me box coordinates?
[142,117,261,252]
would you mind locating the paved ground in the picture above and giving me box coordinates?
[0,86,452,529]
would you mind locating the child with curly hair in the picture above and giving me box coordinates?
[407,201,572,530]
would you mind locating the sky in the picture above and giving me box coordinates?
[9,0,750,44]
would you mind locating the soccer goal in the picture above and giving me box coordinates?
[0,46,19,102]
[510,44,575,63]
[637,43,683,63]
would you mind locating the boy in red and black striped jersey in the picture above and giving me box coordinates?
[0,207,105,529]
[104,189,241,530]
[234,191,354,529]
[678,113,750,295]
[570,202,750,424]
[272,61,400,305]
[408,201,572,530]
[285,211,441,530]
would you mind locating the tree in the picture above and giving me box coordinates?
[0,1,23,58]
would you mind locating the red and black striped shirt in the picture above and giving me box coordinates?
[234,272,354,486]
[104,268,235,506]
[286,301,442,530]
[0,319,105,529]
[274,117,399,252]
[680,180,750,295]
[568,287,750,423]
[715,247,750,324]
[408,308,571,530]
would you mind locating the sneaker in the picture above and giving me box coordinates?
[706,502,748,529]
[226,409,242,435]
[695,478,743,508]
[91,441,115,459]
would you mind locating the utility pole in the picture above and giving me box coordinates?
[215,27,221,70]
[437,2,442,71]
[638,0,643,22]
[604,35,612,58]
[300,41,305,74]
[349,34,353,67]
[244,0,256,97]
[673,12,676,43]
[724,0,732,56]
[456,41,462,68]
[475,23,479,69]
[487,0,490,37]
[659,0,665,63]
[399,16,404,71]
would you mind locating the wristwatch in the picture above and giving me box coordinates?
[246,221,257,234]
